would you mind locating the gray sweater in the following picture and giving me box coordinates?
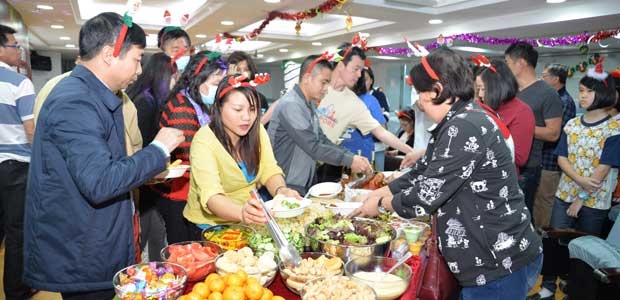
[268,85,354,193]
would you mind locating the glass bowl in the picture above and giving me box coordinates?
[160,240,221,282]
[214,248,278,287]
[344,256,412,300]
[113,262,187,300]
[300,275,376,300]
[202,223,256,251]
[278,252,344,294]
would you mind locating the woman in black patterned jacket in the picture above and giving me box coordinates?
[352,48,542,300]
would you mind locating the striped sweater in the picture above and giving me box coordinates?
[154,93,203,201]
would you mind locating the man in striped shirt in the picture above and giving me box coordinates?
[0,24,35,300]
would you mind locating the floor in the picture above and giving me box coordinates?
[0,244,566,300]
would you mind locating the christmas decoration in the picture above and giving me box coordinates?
[295,21,302,36]
[579,44,589,55]
[345,14,353,32]
[221,0,348,42]
[376,28,620,56]
[113,0,141,57]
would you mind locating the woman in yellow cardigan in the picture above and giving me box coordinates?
[184,74,300,237]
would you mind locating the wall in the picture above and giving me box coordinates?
[31,50,62,91]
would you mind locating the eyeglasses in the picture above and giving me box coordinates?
[3,43,22,50]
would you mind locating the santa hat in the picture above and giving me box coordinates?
[587,57,608,81]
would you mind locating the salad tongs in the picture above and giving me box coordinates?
[251,189,302,268]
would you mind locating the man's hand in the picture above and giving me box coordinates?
[154,127,184,153]
[566,200,583,218]
[350,155,372,174]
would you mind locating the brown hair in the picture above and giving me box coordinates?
[209,75,262,175]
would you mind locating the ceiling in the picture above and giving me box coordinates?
[7,0,620,62]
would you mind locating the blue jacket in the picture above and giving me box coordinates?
[23,65,168,292]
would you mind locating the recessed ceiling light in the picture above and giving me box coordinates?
[220,20,234,26]
[311,42,322,46]
[50,24,64,29]
[546,0,566,3]
[65,44,75,48]
[59,36,71,40]
[264,0,280,3]
[256,54,264,58]
[279,48,289,53]
[36,4,54,10]
[195,34,207,38]
[428,19,443,25]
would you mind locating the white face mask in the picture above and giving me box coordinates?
[174,55,190,72]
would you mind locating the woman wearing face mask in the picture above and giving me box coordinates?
[184,74,300,235]
[155,50,227,243]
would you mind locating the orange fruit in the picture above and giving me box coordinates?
[272,296,285,300]
[244,280,264,300]
[222,286,245,300]
[259,288,273,300]
[209,277,226,293]
[225,273,244,287]
[245,276,260,286]
[177,296,188,300]
[193,282,211,298]
[235,269,248,284]
[185,291,203,300]
[208,291,223,300]
[205,273,221,285]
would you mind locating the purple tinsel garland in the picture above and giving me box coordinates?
[378,29,619,56]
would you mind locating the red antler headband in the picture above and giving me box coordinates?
[305,51,335,75]
[421,56,439,81]
[341,32,369,62]
[470,53,496,73]
[402,36,438,85]
[217,73,271,99]
[113,0,141,57]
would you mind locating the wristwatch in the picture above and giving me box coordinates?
[378,197,388,214]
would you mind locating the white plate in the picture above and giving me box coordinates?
[326,201,362,216]
[155,165,190,179]
[344,187,371,202]
[309,182,342,199]
[264,197,311,218]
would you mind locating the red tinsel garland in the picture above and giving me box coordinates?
[222,0,347,42]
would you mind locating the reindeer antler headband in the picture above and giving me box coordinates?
[305,51,335,75]
[217,73,271,99]
[335,32,369,63]
[470,54,496,73]
[403,36,437,86]
[113,0,141,57]
[193,52,225,75]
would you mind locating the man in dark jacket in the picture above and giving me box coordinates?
[23,12,183,299]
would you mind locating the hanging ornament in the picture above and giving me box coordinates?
[437,34,445,45]
[578,62,587,72]
[336,0,347,10]
[163,10,171,24]
[567,67,574,78]
[579,44,589,55]
[180,13,190,26]
[592,53,600,64]
[445,37,454,47]
[345,14,353,32]
[295,20,302,36]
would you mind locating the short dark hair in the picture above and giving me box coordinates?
[79,12,146,61]
[169,50,227,110]
[544,63,568,85]
[409,48,474,105]
[337,43,366,66]
[579,75,617,111]
[227,51,258,80]
[505,41,538,68]
[157,26,191,50]
[211,74,262,175]
[0,24,16,47]
[478,59,519,110]
[126,52,177,106]
[299,54,333,81]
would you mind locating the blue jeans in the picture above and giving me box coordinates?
[541,198,609,292]
[520,166,541,224]
[461,254,543,300]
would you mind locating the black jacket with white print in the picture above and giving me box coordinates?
[388,99,542,287]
